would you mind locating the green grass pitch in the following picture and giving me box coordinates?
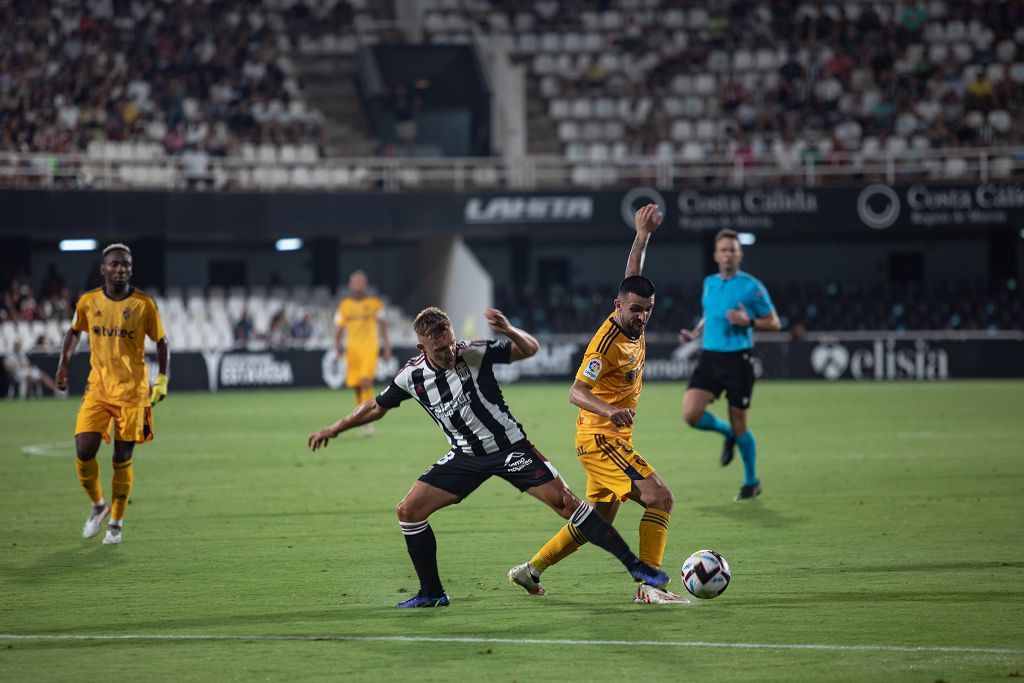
[1,381,1023,682]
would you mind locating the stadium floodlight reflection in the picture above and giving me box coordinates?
[59,239,98,252]
[738,232,757,246]
[275,237,303,252]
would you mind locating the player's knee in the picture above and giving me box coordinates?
[651,486,675,513]
[557,488,581,518]
[395,498,422,522]
[683,408,702,426]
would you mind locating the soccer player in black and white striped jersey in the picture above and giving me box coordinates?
[307,306,668,607]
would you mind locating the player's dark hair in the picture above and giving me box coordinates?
[618,275,656,299]
[413,307,452,339]
[715,229,739,243]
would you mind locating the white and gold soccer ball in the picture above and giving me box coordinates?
[681,549,731,599]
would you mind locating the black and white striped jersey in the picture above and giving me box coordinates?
[375,339,527,455]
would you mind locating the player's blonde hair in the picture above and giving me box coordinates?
[102,242,132,257]
[413,307,452,339]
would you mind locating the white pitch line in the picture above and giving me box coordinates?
[0,634,1020,655]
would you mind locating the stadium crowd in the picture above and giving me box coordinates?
[0,0,325,158]
[425,0,1024,164]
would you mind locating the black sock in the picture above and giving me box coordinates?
[399,520,444,596]
[569,502,638,568]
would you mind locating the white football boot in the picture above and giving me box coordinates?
[102,523,122,545]
[82,503,110,539]
[507,562,547,595]
[634,583,692,604]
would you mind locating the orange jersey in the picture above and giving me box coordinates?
[574,314,645,438]
[336,295,384,353]
[71,287,166,407]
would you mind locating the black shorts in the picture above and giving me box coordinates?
[688,350,756,409]
[419,439,558,500]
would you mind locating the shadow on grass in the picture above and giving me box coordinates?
[689,503,801,528]
[8,544,120,584]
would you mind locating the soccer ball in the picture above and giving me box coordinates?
[681,549,731,599]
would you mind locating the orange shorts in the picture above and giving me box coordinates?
[75,398,154,444]
[575,433,656,503]
[345,350,378,388]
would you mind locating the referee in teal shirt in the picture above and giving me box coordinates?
[680,229,781,501]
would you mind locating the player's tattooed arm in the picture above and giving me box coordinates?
[569,379,635,428]
[625,203,663,278]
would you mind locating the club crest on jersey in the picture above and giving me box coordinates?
[626,369,637,382]
[583,358,602,381]
[455,361,470,381]
[123,308,132,320]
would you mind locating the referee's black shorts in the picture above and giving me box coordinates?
[687,349,756,409]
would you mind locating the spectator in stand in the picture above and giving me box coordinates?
[291,313,314,347]
[233,308,254,348]
[268,309,289,349]
[4,339,64,399]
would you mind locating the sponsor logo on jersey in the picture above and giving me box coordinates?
[582,358,602,381]
[431,394,470,419]
[92,326,136,339]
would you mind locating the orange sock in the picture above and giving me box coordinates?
[76,458,104,504]
[530,524,586,573]
[110,459,134,521]
[356,386,375,405]
[639,509,671,569]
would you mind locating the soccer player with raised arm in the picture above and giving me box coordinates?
[55,243,169,544]
[334,270,391,436]
[680,229,780,501]
[509,204,687,605]
[307,306,668,607]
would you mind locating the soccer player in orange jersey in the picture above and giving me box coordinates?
[55,243,169,545]
[334,271,391,436]
[509,204,688,604]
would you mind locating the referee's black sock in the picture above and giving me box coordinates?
[399,519,444,596]
[569,502,636,566]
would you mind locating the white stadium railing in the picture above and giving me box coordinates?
[0,147,1021,192]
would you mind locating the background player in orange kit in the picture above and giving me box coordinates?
[334,270,391,436]
[55,243,169,545]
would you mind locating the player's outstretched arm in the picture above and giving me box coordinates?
[569,379,636,428]
[54,328,81,391]
[624,203,663,278]
[308,399,389,451]
[485,307,539,361]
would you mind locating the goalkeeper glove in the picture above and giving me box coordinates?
[150,374,169,404]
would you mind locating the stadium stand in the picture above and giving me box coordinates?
[0,274,414,355]
[2,0,1022,190]
[421,0,1024,179]
[495,279,1024,335]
